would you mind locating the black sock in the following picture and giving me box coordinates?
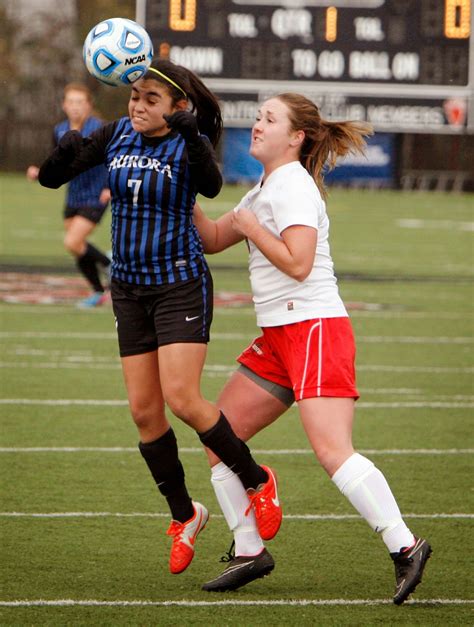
[76,244,104,292]
[139,428,194,523]
[86,242,110,267]
[198,412,267,490]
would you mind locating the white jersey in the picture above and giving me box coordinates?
[235,161,348,327]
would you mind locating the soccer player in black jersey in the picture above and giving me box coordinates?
[38,59,282,576]
[27,83,111,308]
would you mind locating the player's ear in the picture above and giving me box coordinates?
[289,130,305,148]
[174,99,188,112]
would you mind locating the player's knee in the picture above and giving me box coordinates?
[63,232,82,254]
[162,378,209,426]
[129,400,161,431]
[315,443,354,477]
[165,392,198,425]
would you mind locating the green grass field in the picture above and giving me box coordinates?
[1,173,473,625]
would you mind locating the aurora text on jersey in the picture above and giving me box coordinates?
[38,117,222,285]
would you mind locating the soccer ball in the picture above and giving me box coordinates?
[83,17,154,87]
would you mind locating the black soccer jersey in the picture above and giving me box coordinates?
[54,117,108,209]
[39,117,222,285]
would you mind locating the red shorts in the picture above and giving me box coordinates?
[237,317,359,401]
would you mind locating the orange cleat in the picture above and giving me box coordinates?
[167,502,209,574]
[245,465,282,541]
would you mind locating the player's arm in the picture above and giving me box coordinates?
[193,203,244,253]
[186,136,222,198]
[164,112,222,198]
[232,208,317,282]
[38,122,116,189]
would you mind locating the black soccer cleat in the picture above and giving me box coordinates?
[391,537,432,605]
[202,546,275,592]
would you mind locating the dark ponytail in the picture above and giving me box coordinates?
[144,59,223,147]
[277,93,373,198]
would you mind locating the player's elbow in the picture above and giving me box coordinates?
[292,271,309,283]
[38,168,61,189]
[39,178,61,190]
[199,181,222,199]
[289,264,312,282]
[201,237,229,254]
[201,241,219,254]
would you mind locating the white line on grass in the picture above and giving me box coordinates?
[1,398,472,408]
[1,331,472,344]
[0,598,472,607]
[0,305,472,320]
[0,361,123,371]
[359,336,473,344]
[7,350,474,390]
[1,361,472,375]
[357,365,473,373]
[396,218,474,231]
[0,399,128,405]
[1,512,472,520]
[352,311,473,320]
[0,447,472,455]
[361,402,474,408]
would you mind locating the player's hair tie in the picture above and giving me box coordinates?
[148,67,187,98]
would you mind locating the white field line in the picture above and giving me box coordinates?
[0,598,472,608]
[1,354,470,399]
[360,402,474,408]
[1,304,472,320]
[7,349,474,383]
[396,218,474,231]
[1,512,472,520]
[349,311,473,319]
[0,361,123,371]
[1,331,473,344]
[357,365,473,373]
[0,446,472,456]
[0,362,473,376]
[1,398,472,409]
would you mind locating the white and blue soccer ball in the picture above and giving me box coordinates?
[83,17,154,87]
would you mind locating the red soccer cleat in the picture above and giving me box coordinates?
[245,465,282,541]
[166,502,209,574]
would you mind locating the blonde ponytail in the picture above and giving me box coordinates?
[277,93,373,198]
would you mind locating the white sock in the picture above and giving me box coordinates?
[331,453,415,553]
[211,462,264,557]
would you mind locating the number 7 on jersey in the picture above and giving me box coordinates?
[128,179,142,207]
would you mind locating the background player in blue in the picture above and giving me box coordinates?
[38,59,282,576]
[26,83,111,308]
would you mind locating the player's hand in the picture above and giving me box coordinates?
[100,188,112,205]
[231,207,259,238]
[57,130,84,162]
[163,111,199,142]
[26,165,40,181]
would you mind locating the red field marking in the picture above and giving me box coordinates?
[0,272,384,310]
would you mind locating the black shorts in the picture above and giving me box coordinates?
[111,271,213,357]
[63,204,108,224]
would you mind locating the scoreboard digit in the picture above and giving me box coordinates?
[168,0,197,31]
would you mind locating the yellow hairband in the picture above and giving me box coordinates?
[147,67,187,99]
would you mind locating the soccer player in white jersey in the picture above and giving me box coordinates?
[194,92,431,603]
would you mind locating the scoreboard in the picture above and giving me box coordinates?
[140,0,473,133]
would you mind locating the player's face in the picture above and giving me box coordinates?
[250,98,296,166]
[129,80,184,137]
[62,91,92,126]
